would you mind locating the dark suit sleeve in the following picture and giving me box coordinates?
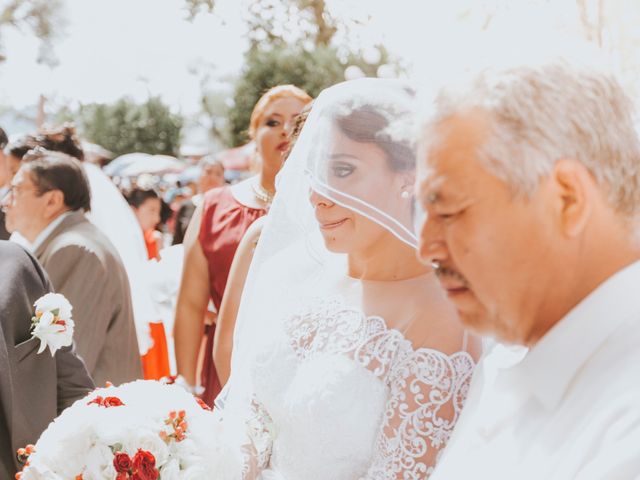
[55,342,94,413]
[19,245,95,412]
[45,245,112,376]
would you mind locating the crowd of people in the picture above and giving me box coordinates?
[2,48,640,479]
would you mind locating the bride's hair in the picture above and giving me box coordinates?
[335,106,414,172]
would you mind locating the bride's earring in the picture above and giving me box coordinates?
[400,188,411,199]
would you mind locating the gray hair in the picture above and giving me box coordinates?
[426,60,640,217]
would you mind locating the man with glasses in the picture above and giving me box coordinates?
[1,149,142,386]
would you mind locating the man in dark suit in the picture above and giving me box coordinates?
[0,240,94,478]
[1,149,142,386]
[0,126,10,240]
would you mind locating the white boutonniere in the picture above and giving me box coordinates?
[31,293,75,356]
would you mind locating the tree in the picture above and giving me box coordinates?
[226,44,393,146]
[78,97,183,157]
[188,0,397,146]
[0,0,64,65]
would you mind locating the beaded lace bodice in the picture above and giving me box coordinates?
[244,297,476,479]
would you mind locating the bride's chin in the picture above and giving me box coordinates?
[321,236,349,254]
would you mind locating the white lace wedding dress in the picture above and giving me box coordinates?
[238,296,476,480]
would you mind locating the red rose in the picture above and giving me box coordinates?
[113,452,132,474]
[87,396,103,406]
[132,449,159,480]
[115,473,129,480]
[102,396,125,407]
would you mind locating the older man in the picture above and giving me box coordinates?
[417,60,640,478]
[2,150,142,386]
[0,127,10,240]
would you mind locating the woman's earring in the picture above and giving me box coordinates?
[401,190,411,199]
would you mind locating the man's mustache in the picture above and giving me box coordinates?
[432,262,470,288]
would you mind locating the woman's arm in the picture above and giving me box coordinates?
[173,202,211,387]
[213,216,265,387]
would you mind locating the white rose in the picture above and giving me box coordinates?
[81,443,113,480]
[32,293,75,355]
[123,430,170,467]
[158,459,181,480]
[34,293,73,320]
[181,465,209,480]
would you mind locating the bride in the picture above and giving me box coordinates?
[216,78,481,479]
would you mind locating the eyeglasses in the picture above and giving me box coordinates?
[3,184,42,200]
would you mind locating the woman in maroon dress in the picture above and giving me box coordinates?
[174,85,312,406]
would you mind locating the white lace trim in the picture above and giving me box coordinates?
[247,296,476,479]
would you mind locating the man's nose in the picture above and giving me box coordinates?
[0,190,11,211]
[417,214,448,266]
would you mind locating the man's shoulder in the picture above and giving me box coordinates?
[0,240,50,289]
[46,217,116,260]
[577,315,640,399]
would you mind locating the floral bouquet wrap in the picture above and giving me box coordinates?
[19,380,240,479]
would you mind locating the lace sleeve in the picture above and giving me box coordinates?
[241,398,275,480]
[364,348,475,479]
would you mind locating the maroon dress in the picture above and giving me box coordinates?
[198,186,266,407]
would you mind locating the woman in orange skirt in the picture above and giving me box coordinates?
[127,187,171,379]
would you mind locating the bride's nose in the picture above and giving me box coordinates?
[309,189,334,208]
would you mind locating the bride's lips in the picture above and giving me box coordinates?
[277,141,290,152]
[319,218,348,230]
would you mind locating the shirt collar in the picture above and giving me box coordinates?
[500,260,640,411]
[29,211,73,253]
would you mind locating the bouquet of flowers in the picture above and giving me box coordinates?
[19,381,241,480]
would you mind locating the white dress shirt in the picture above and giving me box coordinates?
[9,211,72,252]
[432,260,640,480]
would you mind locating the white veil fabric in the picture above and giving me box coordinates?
[218,79,475,479]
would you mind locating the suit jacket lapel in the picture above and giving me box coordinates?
[34,211,86,260]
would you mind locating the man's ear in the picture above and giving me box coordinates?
[43,189,66,219]
[552,158,594,237]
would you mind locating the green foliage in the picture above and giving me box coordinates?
[78,97,183,157]
[0,0,64,65]
[226,44,396,146]
[227,45,342,146]
[245,0,338,49]
[184,0,215,20]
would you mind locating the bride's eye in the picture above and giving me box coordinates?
[330,162,355,178]
[266,118,280,127]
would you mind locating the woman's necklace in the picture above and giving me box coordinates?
[251,180,275,208]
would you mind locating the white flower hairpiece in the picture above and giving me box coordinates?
[31,293,75,356]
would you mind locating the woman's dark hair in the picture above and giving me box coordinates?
[160,199,172,225]
[334,106,414,172]
[5,125,84,163]
[125,187,159,209]
[34,124,85,161]
[0,127,8,149]
[21,148,91,212]
[5,135,39,160]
